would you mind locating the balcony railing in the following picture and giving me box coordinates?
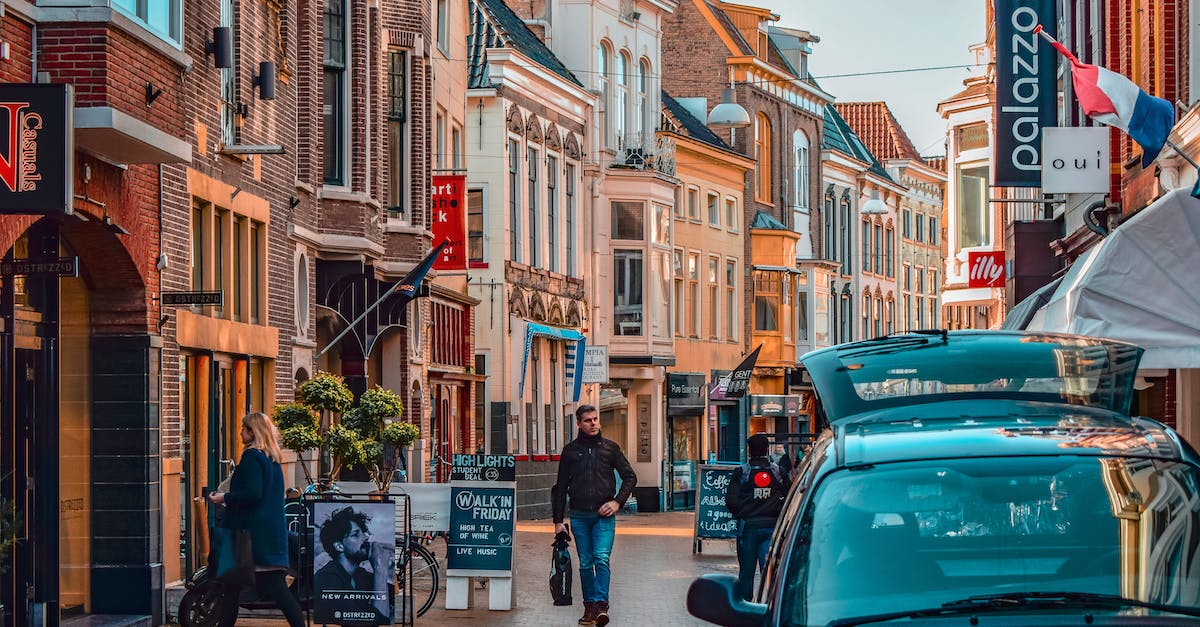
[615,132,676,176]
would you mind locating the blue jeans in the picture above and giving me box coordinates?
[570,510,617,603]
[735,522,774,601]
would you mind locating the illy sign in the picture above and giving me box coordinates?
[0,84,73,214]
[968,251,1006,289]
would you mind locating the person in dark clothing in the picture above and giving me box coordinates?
[312,506,394,625]
[552,404,638,627]
[207,412,305,627]
[725,434,788,601]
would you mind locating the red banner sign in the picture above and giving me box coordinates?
[430,174,467,270]
[967,251,1006,288]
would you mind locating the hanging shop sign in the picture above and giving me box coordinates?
[750,394,803,417]
[1040,127,1110,194]
[0,256,77,277]
[968,251,1007,288]
[160,290,223,306]
[709,345,761,401]
[667,372,706,416]
[430,174,467,270]
[0,83,73,214]
[994,0,1057,186]
[581,345,609,384]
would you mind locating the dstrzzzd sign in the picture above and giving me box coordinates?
[0,84,73,214]
[994,0,1056,187]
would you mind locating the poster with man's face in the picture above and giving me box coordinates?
[312,501,397,625]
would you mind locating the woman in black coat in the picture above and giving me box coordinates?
[207,412,305,626]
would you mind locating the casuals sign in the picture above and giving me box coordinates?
[160,290,223,306]
[312,501,396,626]
[750,394,803,417]
[430,174,467,270]
[667,372,706,415]
[994,0,1057,186]
[0,84,73,214]
[0,256,77,277]
[1040,127,1110,194]
[581,346,609,384]
[968,251,1007,288]
[450,454,516,482]
[447,482,516,573]
[693,464,739,551]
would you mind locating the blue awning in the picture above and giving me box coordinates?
[519,322,587,403]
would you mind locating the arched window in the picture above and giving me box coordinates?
[755,113,772,201]
[616,51,631,142]
[637,59,651,136]
[598,42,612,147]
[862,293,872,339]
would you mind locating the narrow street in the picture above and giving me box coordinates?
[182,511,737,626]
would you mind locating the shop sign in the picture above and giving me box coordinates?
[967,251,1007,288]
[430,174,467,270]
[450,454,516,482]
[581,345,609,383]
[667,372,706,415]
[161,290,223,306]
[1041,127,1110,193]
[0,84,73,214]
[312,501,396,625]
[994,0,1057,187]
[0,256,77,277]
[693,464,739,544]
[447,482,516,573]
[750,394,802,417]
[709,345,761,400]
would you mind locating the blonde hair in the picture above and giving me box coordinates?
[242,412,284,463]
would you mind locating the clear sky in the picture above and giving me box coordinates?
[752,0,986,157]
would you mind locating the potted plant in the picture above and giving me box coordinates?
[274,402,322,487]
[344,386,419,494]
[296,371,355,489]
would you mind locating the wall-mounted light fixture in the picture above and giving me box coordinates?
[861,189,888,215]
[205,26,233,69]
[707,85,751,129]
[253,61,277,100]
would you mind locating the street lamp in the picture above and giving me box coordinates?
[707,87,751,129]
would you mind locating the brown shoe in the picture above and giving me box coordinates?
[579,601,598,625]
[595,601,610,626]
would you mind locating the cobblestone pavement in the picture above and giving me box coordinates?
[209,510,739,627]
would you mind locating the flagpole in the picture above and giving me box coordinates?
[1164,138,1200,170]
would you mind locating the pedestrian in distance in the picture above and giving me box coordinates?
[207,412,306,627]
[725,433,789,602]
[552,404,639,626]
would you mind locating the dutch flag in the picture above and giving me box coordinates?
[1036,24,1175,167]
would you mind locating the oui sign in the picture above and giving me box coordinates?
[1041,127,1110,194]
[968,251,1006,289]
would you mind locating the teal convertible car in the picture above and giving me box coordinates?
[689,331,1200,626]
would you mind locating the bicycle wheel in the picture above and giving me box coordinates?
[395,539,440,618]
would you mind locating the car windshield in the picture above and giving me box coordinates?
[782,456,1200,626]
[801,332,1142,421]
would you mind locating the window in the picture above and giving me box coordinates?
[708,257,720,339]
[297,254,310,332]
[387,50,408,218]
[652,203,670,244]
[916,295,926,327]
[611,201,644,240]
[886,299,895,335]
[452,126,462,170]
[614,250,644,336]
[233,216,244,320]
[903,209,913,239]
[546,156,558,272]
[755,113,772,201]
[823,193,836,262]
[793,131,810,229]
[528,147,540,267]
[725,197,737,230]
[191,204,205,292]
[862,294,871,339]
[904,294,912,331]
[916,267,925,293]
[904,265,912,291]
[688,252,700,337]
[885,228,894,278]
[250,223,262,324]
[673,250,685,337]
[929,216,939,245]
[841,198,853,275]
[190,200,266,324]
[707,192,720,225]
[215,209,226,316]
[796,288,810,342]
[725,260,737,341]
[873,225,883,275]
[957,165,991,247]
[113,0,181,47]
[861,220,871,274]
[219,0,237,146]
[323,0,348,185]
[915,213,925,242]
[930,269,939,294]
[637,59,651,135]
[615,52,630,142]
[436,0,449,54]
[754,271,781,332]
[874,297,883,338]
[598,44,612,148]
[468,188,485,263]
[508,140,522,263]
[566,164,577,276]
[673,187,684,218]
[687,187,700,220]
[435,111,446,170]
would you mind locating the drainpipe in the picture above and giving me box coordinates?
[1082,200,1109,237]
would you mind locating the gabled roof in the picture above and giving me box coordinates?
[751,210,788,230]
[706,0,755,55]
[834,102,921,162]
[467,0,581,89]
[661,91,732,150]
[822,104,894,182]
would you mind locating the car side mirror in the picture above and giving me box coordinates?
[687,574,769,627]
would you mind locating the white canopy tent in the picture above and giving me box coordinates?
[1026,188,1200,369]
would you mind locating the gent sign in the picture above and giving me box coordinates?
[1040,127,1110,194]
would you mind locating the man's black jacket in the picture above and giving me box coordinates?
[725,456,786,529]
[551,431,638,523]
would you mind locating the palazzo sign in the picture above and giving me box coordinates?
[994,0,1057,187]
[0,84,73,214]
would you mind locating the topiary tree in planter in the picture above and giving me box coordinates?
[345,386,419,493]
[297,372,356,487]
[274,403,321,487]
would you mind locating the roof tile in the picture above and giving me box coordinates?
[834,102,921,162]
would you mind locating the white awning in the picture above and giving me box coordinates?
[1026,188,1200,368]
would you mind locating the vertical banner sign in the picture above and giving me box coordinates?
[968,251,1007,288]
[312,501,397,626]
[0,83,73,214]
[994,0,1056,187]
[430,174,468,270]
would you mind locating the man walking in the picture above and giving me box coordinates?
[725,434,788,601]
[552,405,638,626]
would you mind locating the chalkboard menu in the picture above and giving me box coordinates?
[447,482,516,573]
[693,464,739,553]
